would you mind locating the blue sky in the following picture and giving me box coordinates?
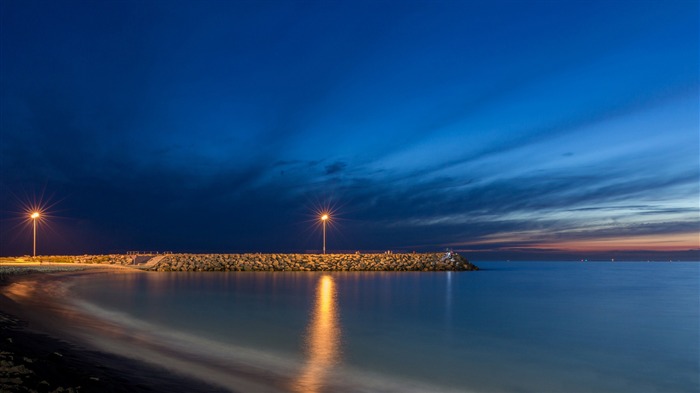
[1,0,698,259]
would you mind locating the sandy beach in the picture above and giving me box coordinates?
[0,263,227,393]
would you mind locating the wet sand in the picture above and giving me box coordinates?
[0,264,229,392]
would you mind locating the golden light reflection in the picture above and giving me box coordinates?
[294,275,341,393]
[4,281,38,300]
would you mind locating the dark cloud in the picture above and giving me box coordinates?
[325,161,347,175]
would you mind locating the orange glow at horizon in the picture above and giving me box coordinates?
[532,232,700,252]
[451,232,699,253]
[294,275,340,392]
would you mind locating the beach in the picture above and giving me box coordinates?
[0,264,227,393]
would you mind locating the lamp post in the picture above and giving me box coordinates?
[31,212,40,257]
[321,214,329,254]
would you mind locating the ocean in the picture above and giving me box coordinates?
[29,262,700,392]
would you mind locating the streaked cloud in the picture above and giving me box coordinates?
[0,0,697,259]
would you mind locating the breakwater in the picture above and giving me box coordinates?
[150,252,478,271]
[2,252,478,271]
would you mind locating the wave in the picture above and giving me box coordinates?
[70,297,470,392]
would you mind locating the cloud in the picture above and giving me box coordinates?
[324,161,347,175]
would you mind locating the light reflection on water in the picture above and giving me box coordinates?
[294,275,340,392]
[4,280,38,299]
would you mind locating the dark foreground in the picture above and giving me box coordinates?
[0,267,227,393]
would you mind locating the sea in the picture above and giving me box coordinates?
[15,262,700,392]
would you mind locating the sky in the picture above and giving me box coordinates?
[1,0,698,260]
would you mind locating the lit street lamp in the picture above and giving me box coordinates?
[321,214,329,254]
[31,211,40,257]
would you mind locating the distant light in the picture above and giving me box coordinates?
[321,214,329,221]
[31,212,40,219]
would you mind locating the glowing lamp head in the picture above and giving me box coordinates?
[321,214,329,221]
[31,212,40,219]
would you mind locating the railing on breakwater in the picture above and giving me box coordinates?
[126,251,173,255]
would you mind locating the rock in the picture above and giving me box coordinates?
[20,252,478,271]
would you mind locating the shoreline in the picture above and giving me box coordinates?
[0,265,229,393]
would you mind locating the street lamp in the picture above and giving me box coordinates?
[30,211,40,257]
[321,214,329,254]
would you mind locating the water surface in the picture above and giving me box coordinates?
[43,262,700,392]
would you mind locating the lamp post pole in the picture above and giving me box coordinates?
[31,212,40,257]
[321,214,329,254]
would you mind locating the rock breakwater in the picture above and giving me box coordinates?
[2,252,479,272]
[150,252,478,272]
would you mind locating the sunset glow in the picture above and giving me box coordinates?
[533,233,700,253]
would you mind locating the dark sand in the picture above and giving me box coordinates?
[0,264,229,393]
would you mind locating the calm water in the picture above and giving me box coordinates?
[56,262,700,392]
